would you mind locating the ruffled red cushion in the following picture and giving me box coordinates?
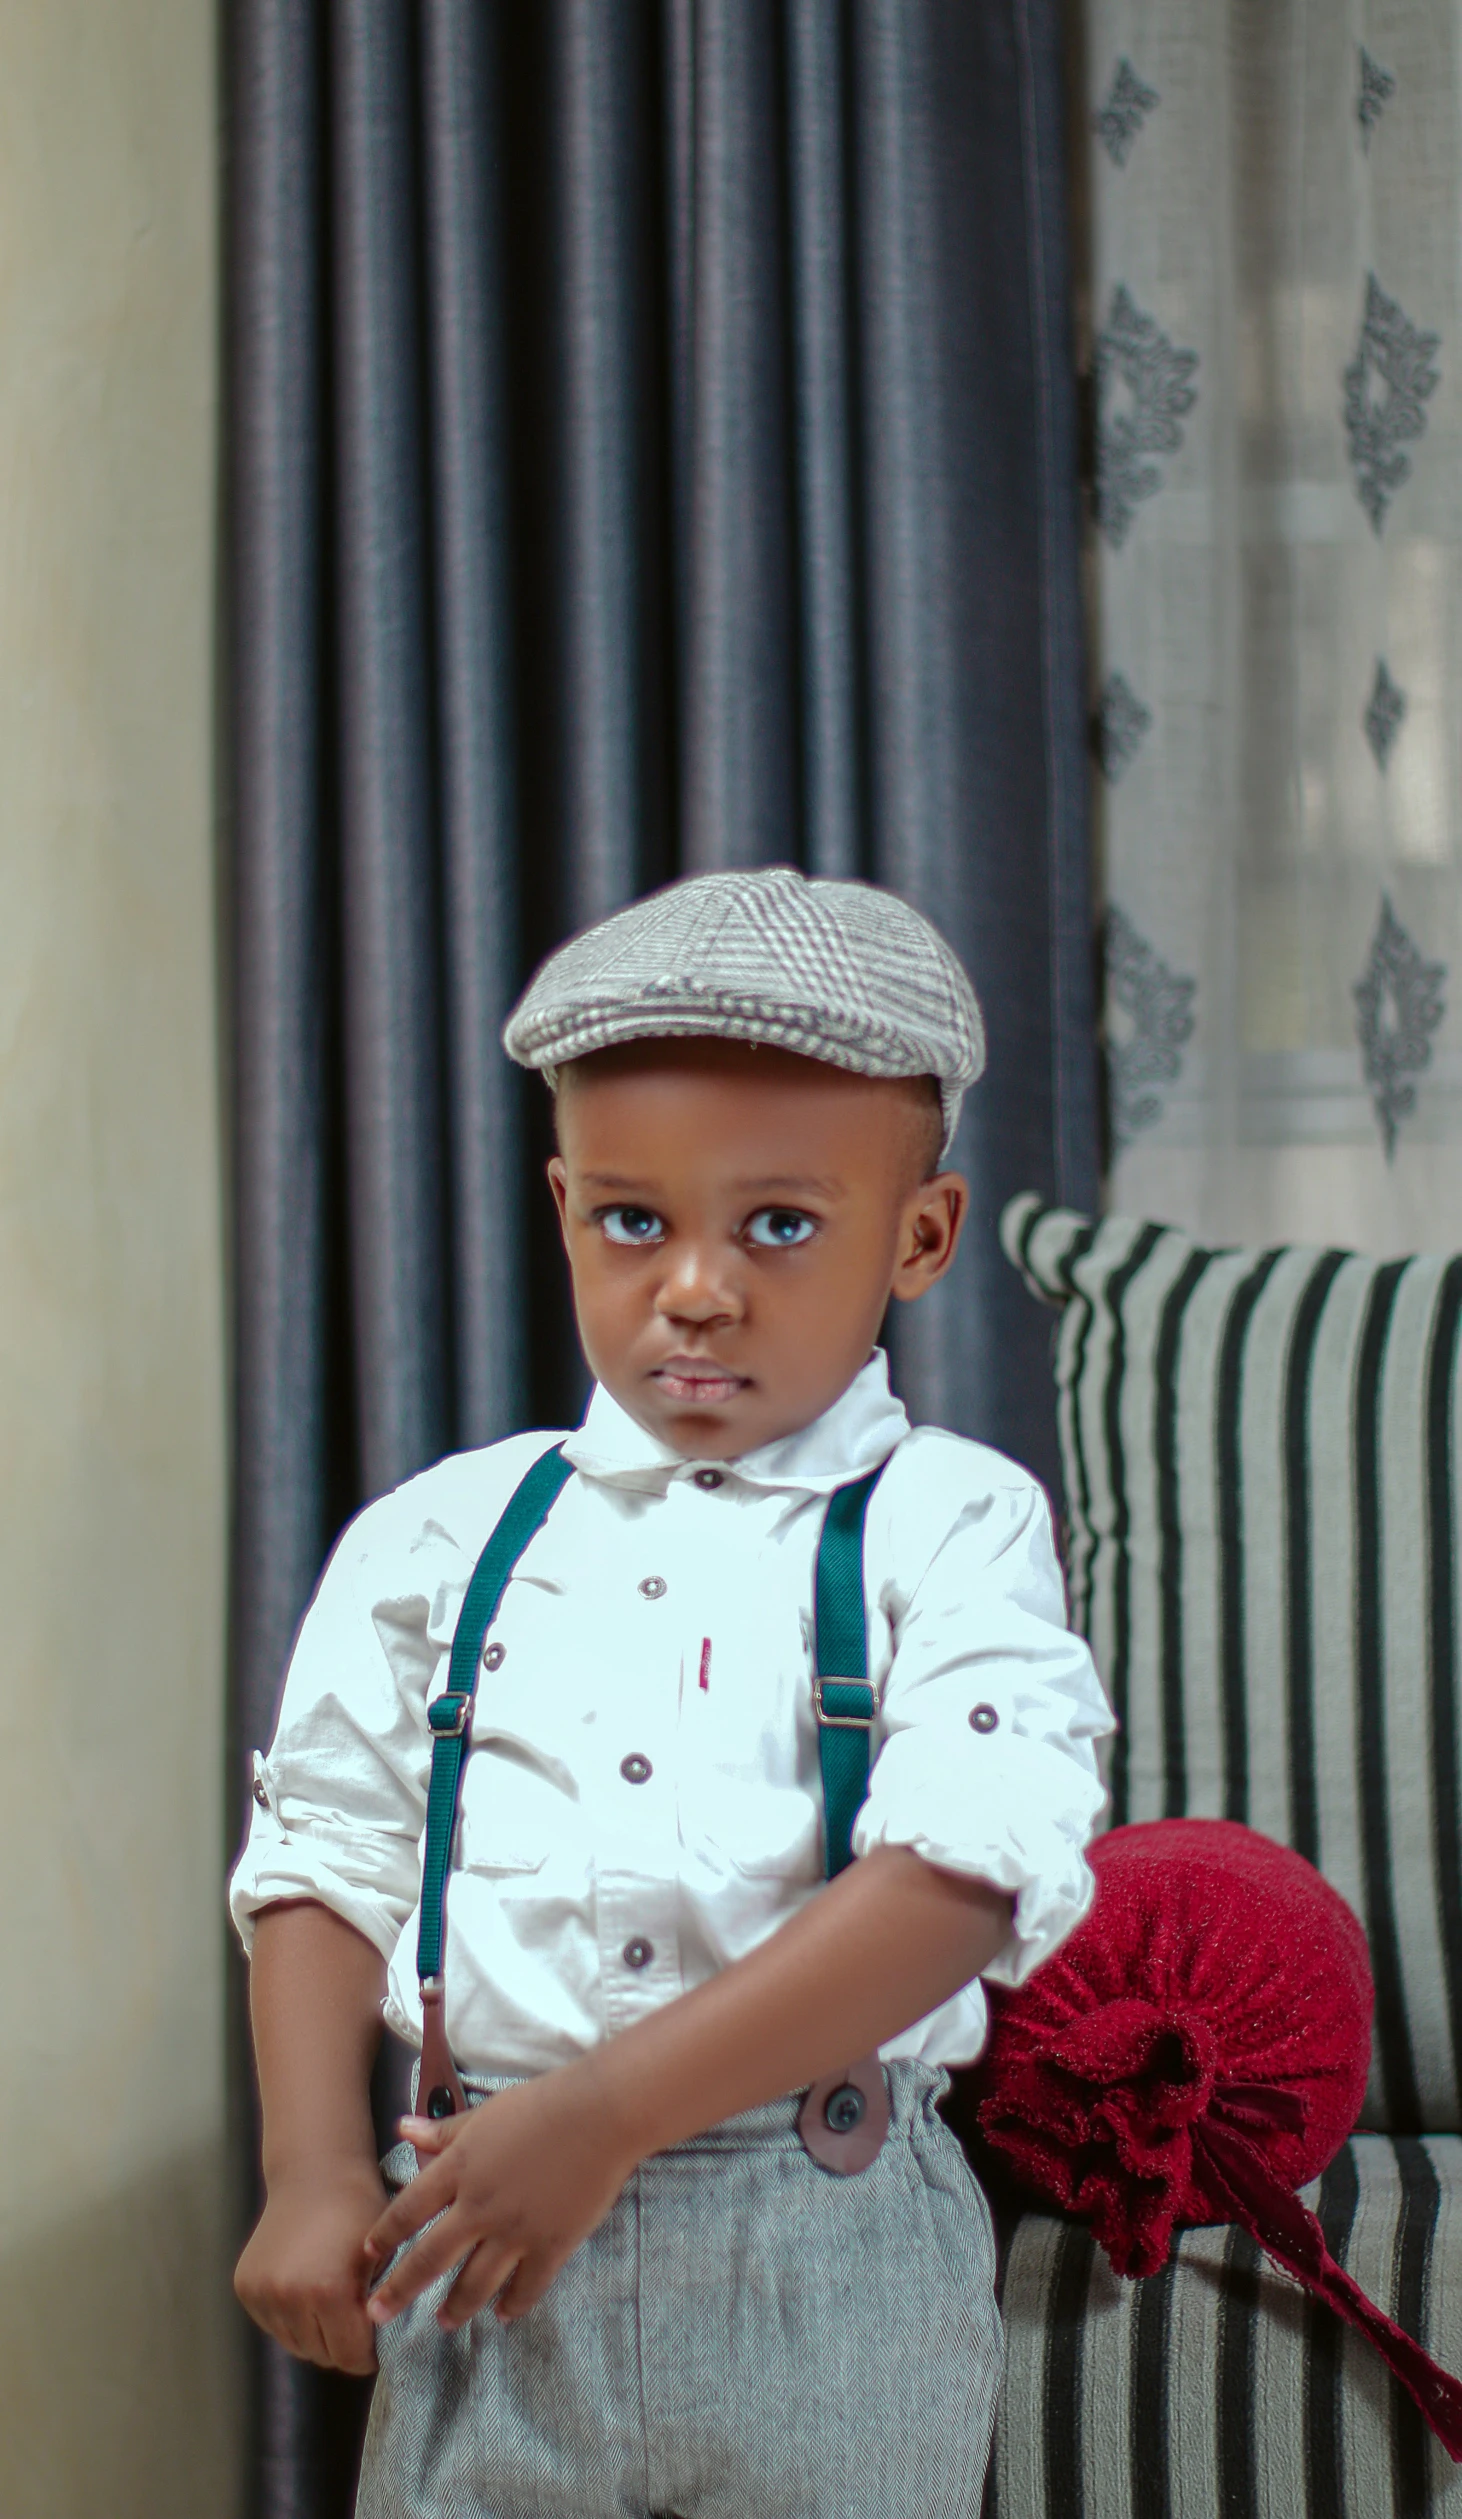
[969,1820,1462,2459]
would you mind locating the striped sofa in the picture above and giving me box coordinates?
[982,1198,1462,2519]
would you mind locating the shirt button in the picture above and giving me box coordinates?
[693,1468,725,1491]
[638,1576,667,1599]
[620,1753,652,1785]
[482,1641,506,1671]
[622,1937,654,1970]
[969,1704,999,1734]
[252,1776,270,1809]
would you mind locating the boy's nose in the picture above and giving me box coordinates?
[654,1244,744,1325]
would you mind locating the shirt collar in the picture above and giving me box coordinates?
[561,1350,910,1494]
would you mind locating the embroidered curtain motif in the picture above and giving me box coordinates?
[1079,3,1462,1251]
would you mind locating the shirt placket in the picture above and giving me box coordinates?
[595,1483,693,2033]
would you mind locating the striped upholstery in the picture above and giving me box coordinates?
[1001,1195,1462,2135]
[983,1198,1462,2518]
[991,2138,1462,2519]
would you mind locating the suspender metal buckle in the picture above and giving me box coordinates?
[812,1677,876,1729]
[429,1693,473,1737]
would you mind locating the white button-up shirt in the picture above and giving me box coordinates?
[230,1354,1112,2076]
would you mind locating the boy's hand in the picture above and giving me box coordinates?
[235,2160,388,2374]
[364,2065,637,2332]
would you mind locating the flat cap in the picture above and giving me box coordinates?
[503,866,984,1157]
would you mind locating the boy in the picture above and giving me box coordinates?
[232,865,1111,2518]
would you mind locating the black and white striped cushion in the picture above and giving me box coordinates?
[991,2138,1462,2519]
[1001,1195,1462,2135]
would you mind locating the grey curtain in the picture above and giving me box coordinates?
[227,3,1096,2509]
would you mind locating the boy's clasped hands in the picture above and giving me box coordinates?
[365,2066,642,2336]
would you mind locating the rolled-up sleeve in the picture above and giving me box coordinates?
[228,1496,436,1962]
[851,1459,1112,1986]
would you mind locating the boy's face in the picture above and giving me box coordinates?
[547,1039,967,1459]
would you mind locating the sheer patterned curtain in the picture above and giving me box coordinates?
[1077,1,1462,1255]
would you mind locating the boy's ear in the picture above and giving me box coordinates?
[546,1156,571,1250]
[889,1172,968,1303]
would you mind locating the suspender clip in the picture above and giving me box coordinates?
[812,1677,877,1729]
[429,1693,473,1737]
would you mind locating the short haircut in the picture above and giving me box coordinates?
[553,1052,946,1184]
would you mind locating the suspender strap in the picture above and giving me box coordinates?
[416,1443,575,1987]
[813,1464,888,1879]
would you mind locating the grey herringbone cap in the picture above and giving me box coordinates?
[503,866,984,1157]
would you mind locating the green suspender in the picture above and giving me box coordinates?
[416,1444,575,1990]
[812,1464,888,1878]
[416,1446,888,2010]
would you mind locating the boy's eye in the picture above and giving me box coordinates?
[745,1208,817,1249]
[599,1205,664,1246]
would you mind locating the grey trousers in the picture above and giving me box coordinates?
[355,2060,1001,2519]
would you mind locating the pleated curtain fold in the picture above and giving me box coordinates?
[227,5,1095,2508]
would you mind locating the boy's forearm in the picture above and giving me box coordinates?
[365,1845,1013,2333]
[578,1844,1012,2160]
[250,1900,387,2185]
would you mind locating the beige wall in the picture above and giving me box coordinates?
[0,4,235,2513]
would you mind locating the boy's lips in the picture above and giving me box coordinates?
[650,1360,750,1405]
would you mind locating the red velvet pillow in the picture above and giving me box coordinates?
[969,1820,1462,2459]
